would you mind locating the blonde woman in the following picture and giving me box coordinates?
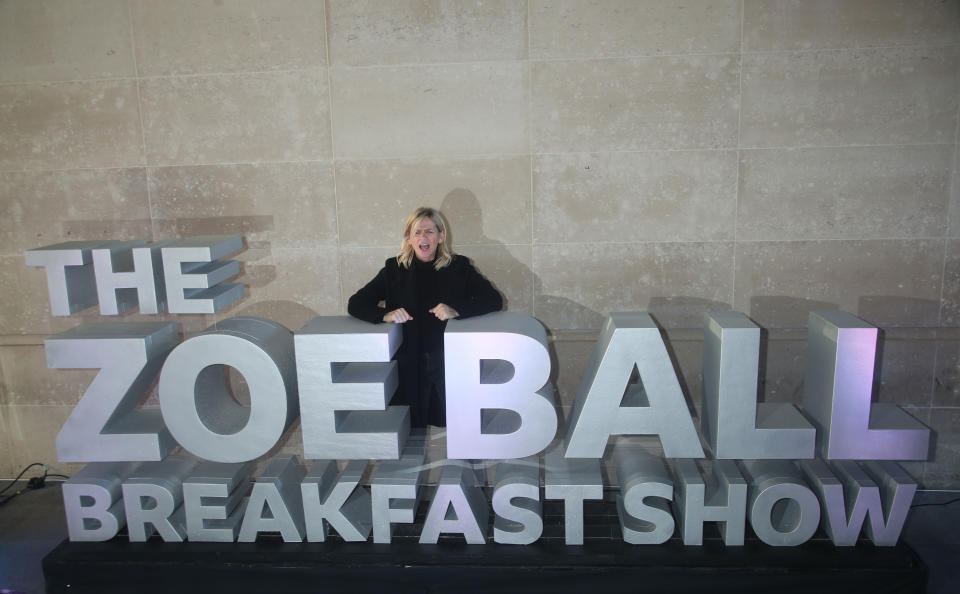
[348,207,503,428]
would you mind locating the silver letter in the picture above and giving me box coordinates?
[25,240,115,315]
[702,312,815,459]
[122,454,198,542]
[183,461,252,542]
[296,316,409,460]
[159,317,298,463]
[615,447,674,545]
[544,450,603,545]
[161,235,244,314]
[492,457,542,545]
[565,313,704,459]
[94,240,177,315]
[445,312,557,460]
[799,458,916,546]
[62,462,138,542]
[420,462,489,544]
[741,460,820,547]
[803,311,930,460]
[238,455,305,543]
[371,445,426,543]
[301,460,371,542]
[48,322,179,462]
[673,459,747,546]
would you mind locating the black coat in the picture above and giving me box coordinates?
[347,255,503,426]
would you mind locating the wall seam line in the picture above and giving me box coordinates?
[4,142,958,176]
[732,0,745,313]
[125,0,153,243]
[930,63,960,427]
[322,0,345,315]
[527,0,535,321]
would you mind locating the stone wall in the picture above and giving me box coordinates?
[1,0,958,488]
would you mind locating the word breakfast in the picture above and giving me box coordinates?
[25,236,931,548]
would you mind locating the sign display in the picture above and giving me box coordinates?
[25,237,931,548]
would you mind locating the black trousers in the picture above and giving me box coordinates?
[412,349,446,428]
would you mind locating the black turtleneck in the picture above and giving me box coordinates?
[412,257,445,353]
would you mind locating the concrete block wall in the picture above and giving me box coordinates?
[0,0,958,488]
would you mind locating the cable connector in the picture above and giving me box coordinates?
[27,476,46,490]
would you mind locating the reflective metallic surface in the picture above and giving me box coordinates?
[799,458,916,546]
[238,454,306,543]
[48,322,179,462]
[803,311,930,460]
[182,461,253,542]
[492,457,542,545]
[122,454,198,542]
[543,449,603,545]
[159,317,298,463]
[420,462,489,544]
[370,443,426,543]
[445,312,557,460]
[25,240,114,315]
[702,312,815,459]
[93,240,177,315]
[673,459,747,546]
[564,312,704,459]
[161,235,244,314]
[62,462,138,542]
[615,447,674,545]
[860,461,918,546]
[741,460,820,547]
[295,316,409,460]
[301,459,371,542]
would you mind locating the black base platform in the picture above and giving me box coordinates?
[43,535,926,594]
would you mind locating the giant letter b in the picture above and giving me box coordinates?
[445,312,557,459]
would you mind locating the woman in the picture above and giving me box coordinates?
[348,207,503,428]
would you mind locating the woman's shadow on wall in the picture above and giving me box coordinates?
[440,188,600,330]
[442,188,729,327]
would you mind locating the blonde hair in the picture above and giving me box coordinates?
[397,207,454,269]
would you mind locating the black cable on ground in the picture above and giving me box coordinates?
[911,496,960,509]
[0,463,46,497]
[0,462,69,508]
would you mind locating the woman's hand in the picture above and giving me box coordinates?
[384,308,413,323]
[429,303,459,321]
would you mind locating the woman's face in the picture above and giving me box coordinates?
[407,216,444,262]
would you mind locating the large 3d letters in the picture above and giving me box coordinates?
[159,317,298,463]
[702,311,815,459]
[445,312,557,459]
[564,312,704,459]
[50,322,179,462]
[295,316,410,460]
[804,311,929,460]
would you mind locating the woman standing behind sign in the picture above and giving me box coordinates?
[348,207,503,428]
